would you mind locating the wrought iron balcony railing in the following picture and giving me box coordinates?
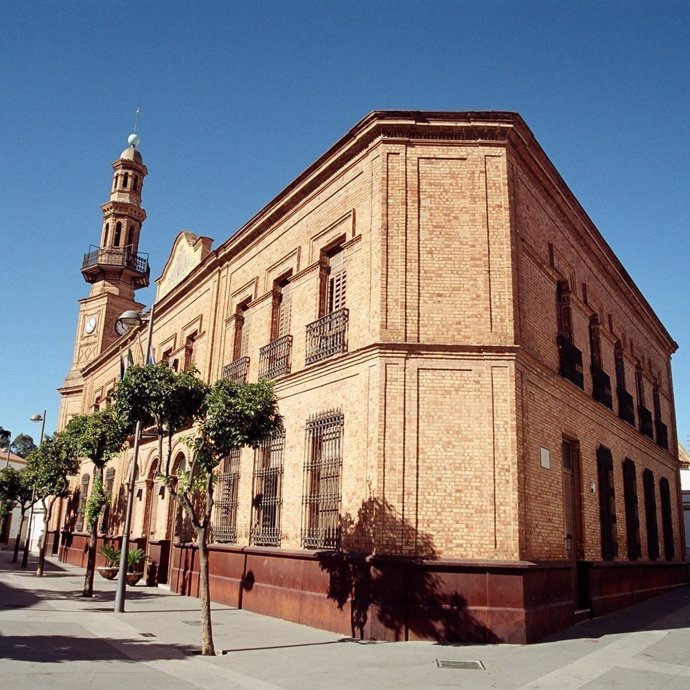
[258,335,293,379]
[638,405,654,439]
[223,356,250,383]
[591,365,613,409]
[305,308,349,365]
[556,335,584,389]
[82,245,150,280]
[617,388,635,426]
[655,420,669,450]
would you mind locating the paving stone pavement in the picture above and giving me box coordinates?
[1,553,689,689]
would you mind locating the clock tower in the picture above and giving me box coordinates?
[60,134,150,420]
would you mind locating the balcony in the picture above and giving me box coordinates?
[223,356,250,383]
[638,405,654,439]
[617,388,635,426]
[81,245,150,288]
[258,335,293,379]
[591,365,613,409]
[306,308,349,365]
[655,420,669,450]
[556,336,584,389]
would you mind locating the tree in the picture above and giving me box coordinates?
[11,434,36,458]
[0,427,10,452]
[114,365,281,655]
[26,434,81,576]
[0,466,35,562]
[61,409,128,596]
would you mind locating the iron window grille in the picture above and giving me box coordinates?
[591,365,613,409]
[258,335,293,379]
[642,469,660,561]
[250,431,285,546]
[655,420,668,450]
[659,477,675,560]
[596,446,618,560]
[75,473,90,532]
[638,405,654,439]
[302,410,344,550]
[223,356,250,383]
[622,459,641,560]
[305,308,349,365]
[556,335,584,389]
[617,387,635,426]
[213,449,241,544]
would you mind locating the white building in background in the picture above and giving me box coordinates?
[0,451,44,553]
[680,444,690,560]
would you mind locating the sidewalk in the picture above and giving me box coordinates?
[1,553,690,689]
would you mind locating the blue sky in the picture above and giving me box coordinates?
[1,1,688,449]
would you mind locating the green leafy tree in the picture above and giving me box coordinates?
[0,466,35,562]
[26,434,81,576]
[0,427,11,452]
[11,434,36,458]
[61,409,128,596]
[114,365,281,655]
[184,377,282,654]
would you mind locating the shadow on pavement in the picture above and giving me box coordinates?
[0,633,198,662]
[543,585,690,642]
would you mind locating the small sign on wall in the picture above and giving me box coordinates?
[540,447,551,469]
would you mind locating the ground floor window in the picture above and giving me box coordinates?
[642,469,660,561]
[659,477,675,560]
[213,449,241,543]
[302,410,344,550]
[622,458,641,560]
[597,446,618,560]
[251,430,285,546]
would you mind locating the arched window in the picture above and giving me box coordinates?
[132,176,138,192]
[75,473,90,532]
[114,222,122,246]
[103,223,109,245]
[123,172,129,189]
[126,225,133,248]
[113,175,118,191]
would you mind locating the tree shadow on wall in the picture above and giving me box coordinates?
[317,497,499,644]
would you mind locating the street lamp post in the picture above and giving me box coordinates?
[114,304,155,613]
[22,411,46,568]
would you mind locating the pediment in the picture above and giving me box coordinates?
[156,231,213,300]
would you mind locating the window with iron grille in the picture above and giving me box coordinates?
[250,430,285,546]
[99,467,116,534]
[653,383,668,450]
[642,469,660,561]
[589,315,612,408]
[556,280,573,342]
[615,343,635,426]
[302,410,344,550]
[596,446,618,560]
[659,477,675,560]
[622,459,641,560]
[75,473,90,532]
[183,332,197,371]
[213,449,241,543]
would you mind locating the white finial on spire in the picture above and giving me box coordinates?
[128,133,140,147]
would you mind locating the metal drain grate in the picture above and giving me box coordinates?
[436,659,486,670]
[139,632,157,638]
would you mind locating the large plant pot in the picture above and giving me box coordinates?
[126,571,143,586]
[97,566,118,581]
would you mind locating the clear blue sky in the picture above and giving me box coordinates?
[1,1,688,449]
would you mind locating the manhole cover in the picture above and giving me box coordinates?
[436,659,485,670]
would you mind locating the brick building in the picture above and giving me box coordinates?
[55,111,686,643]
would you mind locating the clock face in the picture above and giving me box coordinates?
[115,319,128,336]
[84,316,97,334]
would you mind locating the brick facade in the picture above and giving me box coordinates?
[56,112,686,643]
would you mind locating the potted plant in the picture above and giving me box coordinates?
[126,547,147,586]
[97,544,121,580]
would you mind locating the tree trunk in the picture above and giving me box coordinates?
[36,498,53,577]
[197,525,215,656]
[12,509,26,563]
[82,466,103,597]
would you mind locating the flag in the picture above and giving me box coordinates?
[120,349,134,380]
